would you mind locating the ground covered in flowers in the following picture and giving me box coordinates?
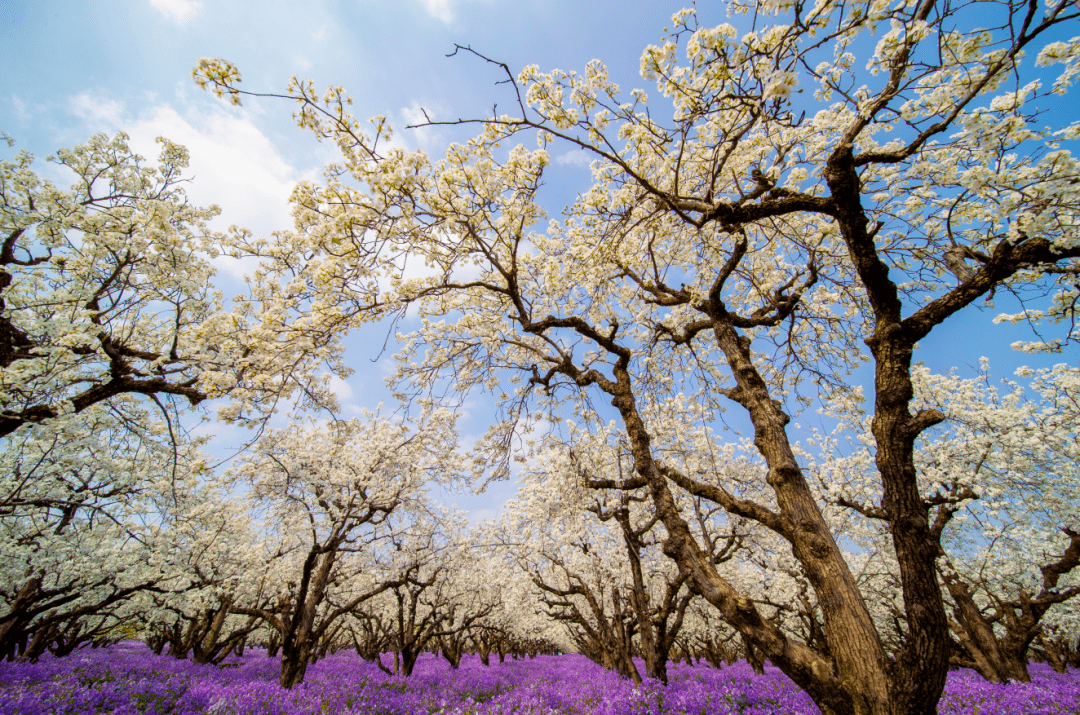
[1,643,1078,715]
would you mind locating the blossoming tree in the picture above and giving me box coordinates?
[0,400,219,661]
[193,0,1080,710]
[808,362,1080,683]
[224,411,462,687]
[0,132,349,440]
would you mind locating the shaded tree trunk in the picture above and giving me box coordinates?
[941,530,1080,683]
[439,634,463,669]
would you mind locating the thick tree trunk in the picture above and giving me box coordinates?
[0,577,42,661]
[439,635,462,669]
[278,547,336,688]
[742,633,765,676]
[866,336,950,708]
[48,621,88,658]
[603,346,892,714]
[23,620,54,662]
[942,575,1030,682]
[622,522,670,683]
[279,645,312,689]
[168,620,195,660]
[399,646,420,676]
[824,140,961,714]
[147,633,167,655]
[610,591,643,685]
[193,602,231,665]
[476,638,491,666]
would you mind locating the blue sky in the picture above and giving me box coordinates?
[2,0,1075,524]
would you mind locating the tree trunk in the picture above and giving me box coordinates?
[942,575,1030,683]
[439,635,462,669]
[279,646,311,689]
[168,620,195,660]
[147,633,167,655]
[277,547,337,688]
[399,646,419,676]
[477,638,491,666]
[1034,632,1078,674]
[24,620,55,662]
[193,603,230,665]
[607,354,894,714]
[743,633,765,676]
[825,141,959,714]
[0,577,43,661]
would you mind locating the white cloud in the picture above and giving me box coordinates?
[150,0,203,25]
[68,92,305,282]
[70,93,124,126]
[397,101,448,152]
[419,0,454,23]
[325,374,355,402]
[556,148,593,168]
[399,101,430,129]
[10,95,32,124]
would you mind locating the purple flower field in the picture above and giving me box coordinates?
[0,644,1077,715]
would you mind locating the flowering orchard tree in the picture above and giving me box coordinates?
[0,131,362,668]
[449,547,571,665]
[496,429,757,684]
[807,363,1080,683]
[195,0,1080,712]
[0,133,348,441]
[135,494,264,664]
[424,545,503,670]
[1033,611,1080,672]
[497,478,649,683]
[349,507,502,677]
[0,400,216,661]
[676,594,745,667]
[224,411,462,688]
[563,405,827,674]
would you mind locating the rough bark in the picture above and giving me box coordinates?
[600,495,695,684]
[941,530,1080,683]
[599,357,872,715]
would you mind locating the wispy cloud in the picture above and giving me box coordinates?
[556,149,593,168]
[325,374,355,402]
[70,93,124,126]
[398,101,445,150]
[9,95,41,126]
[419,0,453,23]
[149,0,204,25]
